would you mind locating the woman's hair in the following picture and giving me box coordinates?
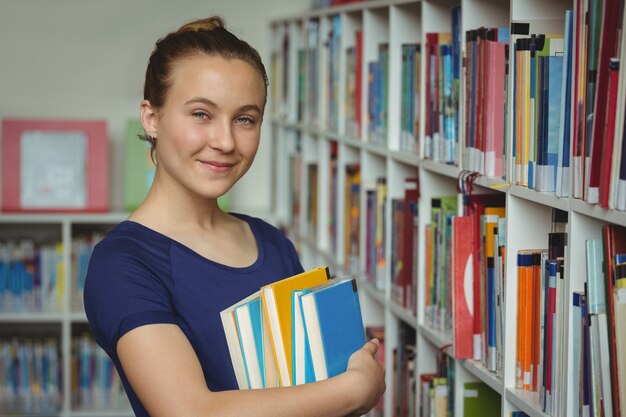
[140,16,268,151]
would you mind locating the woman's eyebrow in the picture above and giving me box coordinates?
[184,97,261,114]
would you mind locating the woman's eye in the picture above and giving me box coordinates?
[235,116,255,124]
[193,111,210,119]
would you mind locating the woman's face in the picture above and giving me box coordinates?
[144,54,265,200]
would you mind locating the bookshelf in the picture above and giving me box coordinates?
[270,1,626,417]
[0,213,133,417]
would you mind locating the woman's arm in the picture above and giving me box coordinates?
[117,323,385,417]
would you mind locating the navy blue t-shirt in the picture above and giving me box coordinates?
[83,214,303,417]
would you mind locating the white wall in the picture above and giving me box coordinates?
[0,0,308,214]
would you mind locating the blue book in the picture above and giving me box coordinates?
[234,296,265,389]
[572,292,583,416]
[556,10,573,198]
[292,289,315,385]
[546,55,563,193]
[300,278,366,380]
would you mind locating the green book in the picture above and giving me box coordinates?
[463,381,500,417]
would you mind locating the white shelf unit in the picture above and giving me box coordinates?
[0,213,133,417]
[269,1,626,416]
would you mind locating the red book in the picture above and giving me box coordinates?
[355,30,363,138]
[599,59,620,207]
[425,33,440,147]
[484,39,507,177]
[602,224,626,416]
[401,177,419,308]
[587,0,620,203]
[464,194,505,361]
[452,216,474,359]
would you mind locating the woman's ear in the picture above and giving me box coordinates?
[140,100,158,138]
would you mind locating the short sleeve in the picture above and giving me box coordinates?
[83,239,177,355]
[285,236,305,274]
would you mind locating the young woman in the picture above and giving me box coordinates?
[83,16,385,417]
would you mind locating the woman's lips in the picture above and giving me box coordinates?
[200,160,234,173]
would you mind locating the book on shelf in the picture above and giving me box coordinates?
[601,224,626,415]
[425,32,455,164]
[366,325,385,417]
[465,27,509,178]
[463,381,501,417]
[400,42,421,153]
[586,0,621,205]
[393,323,416,417]
[74,332,126,409]
[326,14,342,132]
[425,196,457,333]
[0,337,61,414]
[307,163,319,240]
[368,43,390,146]
[556,10,573,198]
[345,163,361,272]
[614,286,626,417]
[452,215,474,359]
[0,239,65,313]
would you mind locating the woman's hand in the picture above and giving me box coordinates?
[343,338,386,416]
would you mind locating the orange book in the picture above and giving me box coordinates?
[531,251,544,392]
[261,266,331,386]
[517,250,537,390]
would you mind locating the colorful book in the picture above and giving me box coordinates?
[220,290,262,389]
[299,277,366,380]
[463,381,501,416]
[452,215,474,359]
[261,266,331,386]
[234,296,265,389]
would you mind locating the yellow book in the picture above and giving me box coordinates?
[261,266,331,386]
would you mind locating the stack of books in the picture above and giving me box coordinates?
[220,266,366,389]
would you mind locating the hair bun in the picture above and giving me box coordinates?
[178,16,225,33]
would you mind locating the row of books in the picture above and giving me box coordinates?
[572,0,626,210]
[513,209,567,416]
[389,178,419,314]
[332,162,419,312]
[72,333,126,410]
[220,267,366,389]
[0,337,61,414]
[392,323,416,417]
[310,0,370,9]
[400,43,421,154]
[0,234,103,313]
[368,43,390,146]
[365,177,387,290]
[345,31,363,138]
[463,26,509,179]
[425,7,462,165]
[512,218,626,417]
[571,225,626,417]
[418,346,454,417]
[275,3,626,211]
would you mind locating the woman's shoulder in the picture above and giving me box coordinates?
[231,213,290,242]
[91,220,172,263]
